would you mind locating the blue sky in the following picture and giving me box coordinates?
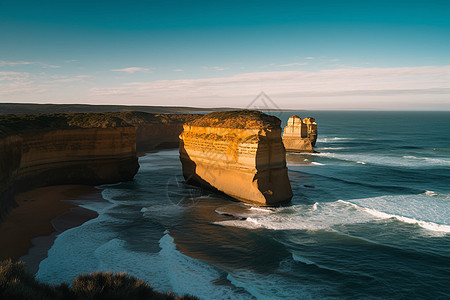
[1,0,449,109]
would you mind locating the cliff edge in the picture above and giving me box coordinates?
[0,111,200,219]
[0,113,141,220]
[179,110,292,206]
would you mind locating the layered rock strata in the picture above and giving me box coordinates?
[0,113,139,220]
[114,111,199,152]
[0,111,201,219]
[179,110,292,206]
[282,115,318,152]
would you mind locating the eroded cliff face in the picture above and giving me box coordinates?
[0,113,140,220]
[179,111,292,206]
[0,111,201,219]
[282,115,318,152]
[115,112,199,152]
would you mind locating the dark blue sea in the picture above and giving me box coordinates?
[36,111,450,299]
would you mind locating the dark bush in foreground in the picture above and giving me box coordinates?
[0,260,198,300]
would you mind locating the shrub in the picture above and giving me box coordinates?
[0,260,198,300]
[0,259,55,299]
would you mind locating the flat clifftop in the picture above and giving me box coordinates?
[180,110,292,206]
[114,111,199,125]
[186,110,281,130]
[0,103,237,115]
[0,111,198,136]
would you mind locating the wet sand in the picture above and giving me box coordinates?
[0,185,103,273]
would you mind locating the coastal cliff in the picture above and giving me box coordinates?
[0,113,139,220]
[282,115,318,152]
[113,111,199,152]
[0,111,199,219]
[179,110,292,206]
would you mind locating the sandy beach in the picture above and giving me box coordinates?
[0,185,102,273]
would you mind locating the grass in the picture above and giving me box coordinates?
[0,259,198,300]
[187,110,281,129]
[0,111,199,136]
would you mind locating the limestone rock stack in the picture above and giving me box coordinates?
[303,117,318,146]
[282,115,318,152]
[179,110,292,206]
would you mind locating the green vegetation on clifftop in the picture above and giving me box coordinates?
[187,110,281,129]
[0,260,198,300]
[0,112,199,136]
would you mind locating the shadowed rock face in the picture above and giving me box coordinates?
[117,112,199,152]
[282,115,318,152]
[0,113,141,220]
[0,111,201,219]
[179,110,292,206]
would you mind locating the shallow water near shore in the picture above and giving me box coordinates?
[37,111,450,299]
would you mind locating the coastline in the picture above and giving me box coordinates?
[0,185,103,273]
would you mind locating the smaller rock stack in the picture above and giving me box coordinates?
[282,115,318,152]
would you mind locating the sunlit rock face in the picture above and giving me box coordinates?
[0,113,139,219]
[179,111,292,206]
[282,115,318,152]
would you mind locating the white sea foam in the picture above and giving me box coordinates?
[319,137,355,143]
[423,190,447,197]
[312,152,450,167]
[91,233,249,299]
[287,162,327,167]
[250,206,273,212]
[36,213,119,284]
[215,201,375,231]
[38,227,248,299]
[339,194,450,233]
[403,155,450,165]
[215,203,273,219]
[286,159,326,167]
[216,193,450,234]
[362,207,450,233]
[227,269,322,300]
[292,254,315,265]
[312,202,319,211]
[315,147,347,150]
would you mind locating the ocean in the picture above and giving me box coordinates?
[36,111,450,299]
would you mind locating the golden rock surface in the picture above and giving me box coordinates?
[282,115,317,152]
[179,111,292,206]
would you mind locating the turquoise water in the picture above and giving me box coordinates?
[37,111,450,299]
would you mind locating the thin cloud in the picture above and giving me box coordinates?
[0,71,30,80]
[0,61,33,67]
[203,66,228,71]
[44,75,92,83]
[174,69,184,72]
[91,66,450,103]
[0,61,60,68]
[111,67,151,74]
[279,62,308,67]
[0,71,36,94]
[0,72,92,95]
[305,57,314,60]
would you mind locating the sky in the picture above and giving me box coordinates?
[0,0,449,110]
